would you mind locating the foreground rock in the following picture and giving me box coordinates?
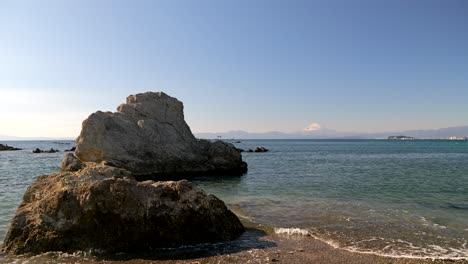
[1,155,244,255]
[75,92,247,179]
[0,144,21,151]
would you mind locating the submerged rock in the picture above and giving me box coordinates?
[75,92,247,179]
[1,161,244,255]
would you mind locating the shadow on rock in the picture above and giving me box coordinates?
[95,228,276,261]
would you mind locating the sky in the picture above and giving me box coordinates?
[1,0,467,138]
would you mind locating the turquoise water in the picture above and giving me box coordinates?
[1,140,467,259]
[192,140,468,258]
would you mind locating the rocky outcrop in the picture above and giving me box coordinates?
[75,92,247,179]
[1,156,244,255]
[244,147,269,153]
[1,92,247,255]
[254,147,269,152]
[32,148,59,153]
[64,146,76,152]
[0,144,21,151]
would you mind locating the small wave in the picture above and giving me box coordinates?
[274,227,341,248]
[273,226,468,260]
[274,227,310,236]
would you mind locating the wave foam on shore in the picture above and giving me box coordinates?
[273,226,468,260]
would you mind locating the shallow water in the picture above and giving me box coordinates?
[1,139,467,259]
[0,141,70,241]
[192,140,468,259]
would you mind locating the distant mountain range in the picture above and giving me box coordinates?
[2,125,468,141]
[195,126,468,139]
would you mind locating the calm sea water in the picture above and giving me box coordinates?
[1,139,467,259]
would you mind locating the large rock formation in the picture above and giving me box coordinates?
[1,92,248,255]
[1,154,244,255]
[75,92,247,179]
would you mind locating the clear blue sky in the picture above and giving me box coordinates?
[1,0,467,137]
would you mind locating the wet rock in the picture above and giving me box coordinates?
[32,148,59,153]
[0,144,21,151]
[254,147,269,153]
[75,92,247,178]
[64,146,76,152]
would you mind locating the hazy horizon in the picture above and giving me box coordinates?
[2,123,468,140]
[1,0,467,138]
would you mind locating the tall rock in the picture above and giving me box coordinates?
[75,92,247,178]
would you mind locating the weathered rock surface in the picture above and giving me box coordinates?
[1,157,244,255]
[75,92,247,178]
[1,92,247,256]
[0,144,21,151]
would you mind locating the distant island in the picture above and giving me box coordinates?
[387,136,415,140]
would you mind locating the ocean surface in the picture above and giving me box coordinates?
[1,139,467,260]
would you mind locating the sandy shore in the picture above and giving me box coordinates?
[111,229,468,264]
[2,225,466,264]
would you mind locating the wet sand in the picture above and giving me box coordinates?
[2,225,467,264]
[111,230,468,264]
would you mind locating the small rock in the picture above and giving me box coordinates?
[32,148,42,153]
[33,148,60,154]
[254,147,269,152]
[65,146,76,152]
[60,153,83,172]
[0,144,21,151]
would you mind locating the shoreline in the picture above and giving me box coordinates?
[2,223,467,264]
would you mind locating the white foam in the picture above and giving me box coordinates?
[273,226,468,260]
[274,227,310,236]
[274,227,341,248]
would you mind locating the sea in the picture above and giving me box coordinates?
[0,139,467,260]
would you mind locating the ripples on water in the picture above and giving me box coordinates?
[1,139,467,259]
[192,140,468,259]
[0,141,70,241]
